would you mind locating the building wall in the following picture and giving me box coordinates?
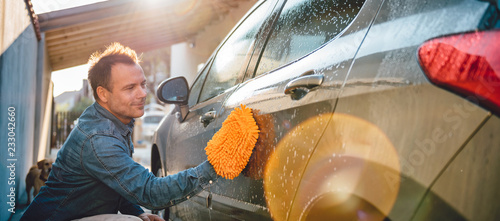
[170,1,257,85]
[34,33,54,163]
[0,0,32,55]
[0,1,52,219]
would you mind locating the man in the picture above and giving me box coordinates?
[21,43,218,221]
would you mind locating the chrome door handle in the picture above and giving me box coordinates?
[284,75,324,98]
[200,110,216,127]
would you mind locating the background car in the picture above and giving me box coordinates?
[151,0,499,220]
[141,103,168,142]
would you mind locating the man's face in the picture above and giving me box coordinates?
[104,63,147,124]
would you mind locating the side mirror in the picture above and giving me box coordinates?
[156,76,189,120]
[156,76,189,104]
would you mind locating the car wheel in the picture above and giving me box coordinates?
[265,113,400,220]
[152,159,169,220]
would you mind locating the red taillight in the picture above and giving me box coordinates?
[418,30,500,116]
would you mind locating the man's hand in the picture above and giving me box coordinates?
[138,213,165,221]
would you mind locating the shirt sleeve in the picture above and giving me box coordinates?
[82,134,218,210]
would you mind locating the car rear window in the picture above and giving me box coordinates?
[255,0,365,76]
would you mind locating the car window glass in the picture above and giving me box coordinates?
[188,61,211,107]
[199,0,272,102]
[144,116,163,124]
[255,0,365,76]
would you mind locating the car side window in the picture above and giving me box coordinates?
[198,0,273,103]
[255,0,365,76]
[188,60,211,107]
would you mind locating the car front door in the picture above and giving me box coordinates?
[162,1,278,219]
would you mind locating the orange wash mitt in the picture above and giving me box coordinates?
[205,104,260,179]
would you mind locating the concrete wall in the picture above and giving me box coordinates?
[33,34,54,163]
[170,1,257,85]
[0,1,52,220]
[0,0,32,55]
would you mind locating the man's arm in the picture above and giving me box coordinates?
[81,135,218,210]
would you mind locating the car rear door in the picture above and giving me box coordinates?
[332,0,495,220]
[209,0,384,220]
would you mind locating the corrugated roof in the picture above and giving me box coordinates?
[38,0,255,71]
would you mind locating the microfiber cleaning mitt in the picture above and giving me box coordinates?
[205,104,260,179]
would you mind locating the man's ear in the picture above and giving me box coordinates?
[96,86,109,103]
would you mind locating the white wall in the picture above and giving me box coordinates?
[170,42,207,84]
[170,1,257,86]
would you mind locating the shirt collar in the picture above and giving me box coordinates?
[93,102,135,137]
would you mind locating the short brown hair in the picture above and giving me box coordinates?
[87,42,140,100]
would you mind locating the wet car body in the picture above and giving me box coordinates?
[151,0,500,220]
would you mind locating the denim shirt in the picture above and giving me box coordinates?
[21,102,217,221]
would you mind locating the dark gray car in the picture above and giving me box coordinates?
[151,0,500,220]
